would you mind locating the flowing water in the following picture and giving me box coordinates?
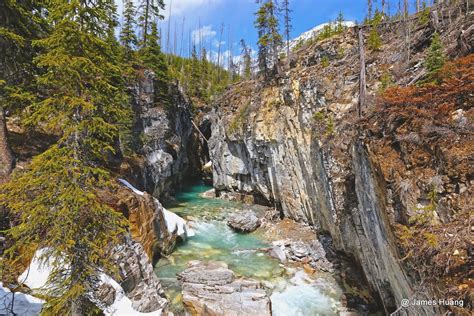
[154,183,343,315]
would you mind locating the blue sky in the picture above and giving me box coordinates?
[116,0,395,62]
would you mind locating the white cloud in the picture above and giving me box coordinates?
[191,25,217,44]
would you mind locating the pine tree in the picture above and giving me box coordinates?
[424,32,445,81]
[137,0,165,46]
[0,1,130,313]
[140,22,169,106]
[120,0,138,61]
[255,0,283,78]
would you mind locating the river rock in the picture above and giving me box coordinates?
[177,261,271,316]
[200,188,216,199]
[227,210,261,233]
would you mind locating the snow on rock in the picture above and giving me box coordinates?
[0,282,44,315]
[118,178,144,196]
[118,177,193,239]
[162,204,192,238]
[289,21,355,51]
[99,275,162,316]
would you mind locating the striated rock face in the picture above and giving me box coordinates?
[227,210,261,233]
[114,185,178,260]
[177,261,271,316]
[208,8,472,315]
[131,70,200,198]
[111,237,168,313]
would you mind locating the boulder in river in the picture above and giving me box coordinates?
[177,261,271,316]
[227,210,261,233]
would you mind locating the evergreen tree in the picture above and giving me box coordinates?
[0,0,130,313]
[255,0,283,78]
[0,0,46,180]
[424,32,445,81]
[137,0,165,46]
[120,0,138,61]
[140,22,170,106]
[336,12,345,34]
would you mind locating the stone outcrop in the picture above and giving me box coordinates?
[110,237,168,313]
[227,210,261,233]
[207,7,473,315]
[270,239,334,273]
[130,70,201,199]
[113,184,180,260]
[177,261,271,316]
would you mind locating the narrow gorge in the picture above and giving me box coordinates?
[1,1,472,316]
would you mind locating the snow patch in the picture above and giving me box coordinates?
[18,248,54,290]
[118,178,144,196]
[100,275,162,316]
[118,178,193,239]
[289,21,355,51]
[0,282,44,316]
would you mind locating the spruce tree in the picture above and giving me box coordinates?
[424,32,445,80]
[255,0,283,78]
[0,0,130,313]
[120,0,138,61]
[0,0,46,180]
[137,0,166,46]
[140,22,170,106]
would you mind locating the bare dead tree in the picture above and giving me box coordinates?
[166,0,172,54]
[180,16,185,57]
[216,22,224,80]
[357,26,367,118]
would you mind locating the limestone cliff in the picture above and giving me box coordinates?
[208,7,473,314]
[128,69,201,199]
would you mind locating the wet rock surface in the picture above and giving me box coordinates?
[227,210,261,233]
[177,261,271,316]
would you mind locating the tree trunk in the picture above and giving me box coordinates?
[357,27,367,118]
[0,107,14,182]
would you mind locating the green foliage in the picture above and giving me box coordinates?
[424,32,445,82]
[379,71,394,91]
[139,22,170,107]
[166,53,235,104]
[321,56,330,68]
[325,116,335,136]
[120,0,138,60]
[0,0,47,114]
[409,187,438,225]
[1,1,130,313]
[137,0,165,45]
[337,46,345,59]
[313,111,325,121]
[255,0,282,77]
[418,5,431,26]
[368,27,382,51]
[313,111,334,137]
[366,10,383,51]
[228,102,250,134]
